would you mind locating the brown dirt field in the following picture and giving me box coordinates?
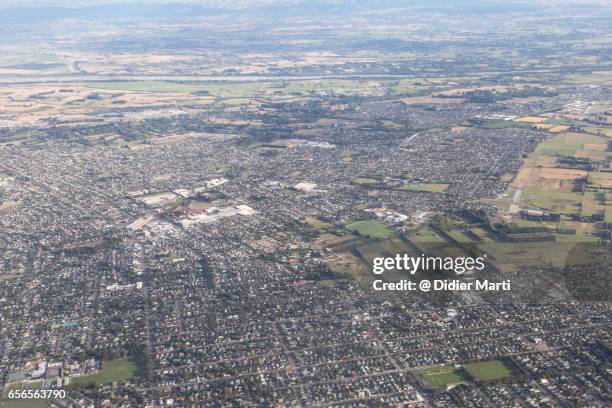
[323,252,367,277]
[549,125,570,133]
[189,201,216,210]
[512,166,536,188]
[516,116,547,123]
[527,155,558,167]
[581,197,605,215]
[540,178,579,193]
[583,143,608,151]
[589,172,612,189]
[539,168,588,180]
[317,233,355,247]
[575,150,609,161]
[512,166,586,191]
[558,220,600,235]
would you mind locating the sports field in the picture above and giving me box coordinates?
[345,219,394,238]
[71,358,140,386]
[418,366,466,386]
[464,360,512,381]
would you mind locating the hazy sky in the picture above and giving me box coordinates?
[0,0,608,10]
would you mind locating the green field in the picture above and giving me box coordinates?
[400,182,449,193]
[357,238,412,265]
[71,358,140,386]
[305,217,334,231]
[418,366,467,387]
[531,133,605,156]
[522,188,582,214]
[345,219,394,238]
[589,172,612,189]
[606,206,612,222]
[464,360,512,381]
[407,225,447,244]
[87,81,265,98]
[480,120,531,130]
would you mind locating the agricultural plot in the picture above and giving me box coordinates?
[88,81,267,98]
[479,241,589,272]
[491,127,611,239]
[533,133,603,156]
[606,206,612,222]
[516,116,547,123]
[582,126,612,138]
[588,172,612,189]
[521,188,582,214]
[549,125,570,133]
[447,229,479,243]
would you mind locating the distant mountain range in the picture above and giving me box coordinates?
[0,0,605,23]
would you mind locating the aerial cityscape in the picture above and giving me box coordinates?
[0,0,610,407]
